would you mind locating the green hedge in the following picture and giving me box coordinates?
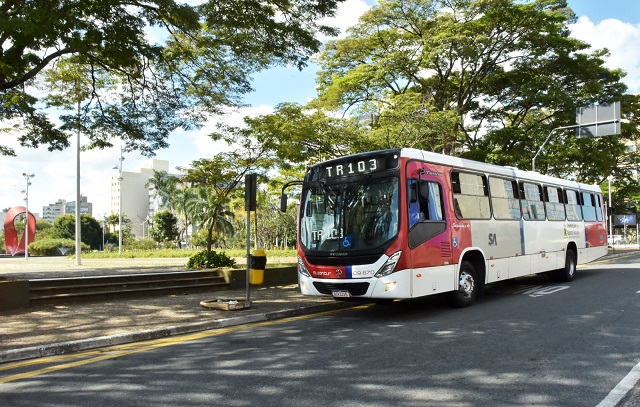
[186,250,236,269]
[29,238,90,256]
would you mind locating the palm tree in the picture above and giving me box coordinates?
[186,186,235,253]
[146,170,179,212]
[174,186,196,246]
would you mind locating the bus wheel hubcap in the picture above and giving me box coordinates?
[459,272,474,298]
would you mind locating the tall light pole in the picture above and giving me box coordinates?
[113,147,125,255]
[75,104,82,266]
[21,173,35,260]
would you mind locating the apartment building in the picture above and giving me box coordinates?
[110,159,174,238]
[42,196,92,223]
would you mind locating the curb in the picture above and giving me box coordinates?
[0,301,355,364]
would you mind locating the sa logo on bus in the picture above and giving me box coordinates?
[489,233,498,246]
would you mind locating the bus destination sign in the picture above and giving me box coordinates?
[308,152,400,181]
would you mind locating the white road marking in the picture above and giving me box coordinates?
[596,360,640,407]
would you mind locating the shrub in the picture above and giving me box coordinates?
[186,250,236,269]
[29,238,90,256]
[127,239,158,251]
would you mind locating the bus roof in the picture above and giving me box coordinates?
[398,148,601,193]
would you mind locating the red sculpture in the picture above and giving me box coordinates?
[3,206,36,255]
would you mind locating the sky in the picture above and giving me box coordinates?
[2,0,640,220]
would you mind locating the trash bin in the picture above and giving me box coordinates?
[250,249,267,285]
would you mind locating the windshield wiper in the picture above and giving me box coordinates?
[312,181,335,211]
[343,174,371,210]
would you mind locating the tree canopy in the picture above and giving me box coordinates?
[310,0,627,181]
[50,214,102,249]
[0,0,345,156]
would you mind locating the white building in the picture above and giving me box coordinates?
[42,196,92,223]
[65,196,93,217]
[110,159,175,239]
[42,199,66,223]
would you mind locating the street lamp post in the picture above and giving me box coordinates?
[113,147,125,255]
[21,173,35,260]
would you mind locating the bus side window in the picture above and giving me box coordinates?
[408,180,423,228]
[408,179,444,228]
[582,192,597,222]
[489,177,520,220]
[452,171,490,219]
[565,190,582,221]
[520,182,545,220]
[544,186,566,221]
[595,194,603,221]
[420,181,444,221]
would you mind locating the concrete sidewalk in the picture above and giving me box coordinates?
[0,256,345,363]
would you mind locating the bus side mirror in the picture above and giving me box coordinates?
[280,194,288,212]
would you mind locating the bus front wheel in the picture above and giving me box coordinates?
[452,261,478,308]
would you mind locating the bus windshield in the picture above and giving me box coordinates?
[300,176,399,252]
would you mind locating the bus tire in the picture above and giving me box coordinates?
[555,249,577,282]
[451,261,478,308]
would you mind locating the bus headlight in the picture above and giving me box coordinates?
[298,256,311,277]
[375,251,402,278]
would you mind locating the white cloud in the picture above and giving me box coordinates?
[319,0,372,39]
[570,16,640,93]
[184,105,275,157]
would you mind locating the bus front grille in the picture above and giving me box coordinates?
[313,282,370,296]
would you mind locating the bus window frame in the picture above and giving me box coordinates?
[581,191,599,222]
[543,185,566,221]
[488,176,522,221]
[595,194,604,222]
[519,181,546,221]
[564,189,583,221]
[407,177,447,249]
[451,170,491,220]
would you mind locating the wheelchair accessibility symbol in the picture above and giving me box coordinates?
[342,236,353,248]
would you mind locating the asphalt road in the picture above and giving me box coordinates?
[1,253,638,406]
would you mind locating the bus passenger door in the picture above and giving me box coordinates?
[406,171,455,297]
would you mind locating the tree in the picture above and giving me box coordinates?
[149,210,180,244]
[186,188,235,252]
[183,135,273,252]
[237,102,366,170]
[146,170,180,212]
[104,213,132,234]
[50,214,102,250]
[314,0,626,180]
[172,185,197,247]
[0,0,345,156]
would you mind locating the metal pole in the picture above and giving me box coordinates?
[25,178,29,260]
[22,173,34,260]
[532,120,619,172]
[532,125,577,171]
[75,100,82,265]
[118,147,124,255]
[246,211,251,304]
[609,176,613,240]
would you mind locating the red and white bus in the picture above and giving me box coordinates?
[283,148,608,307]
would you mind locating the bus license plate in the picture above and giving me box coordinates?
[332,290,350,298]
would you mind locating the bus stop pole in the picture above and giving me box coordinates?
[246,209,251,304]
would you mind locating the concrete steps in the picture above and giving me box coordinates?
[29,270,229,305]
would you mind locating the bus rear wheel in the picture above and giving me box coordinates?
[451,261,478,308]
[551,249,576,282]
